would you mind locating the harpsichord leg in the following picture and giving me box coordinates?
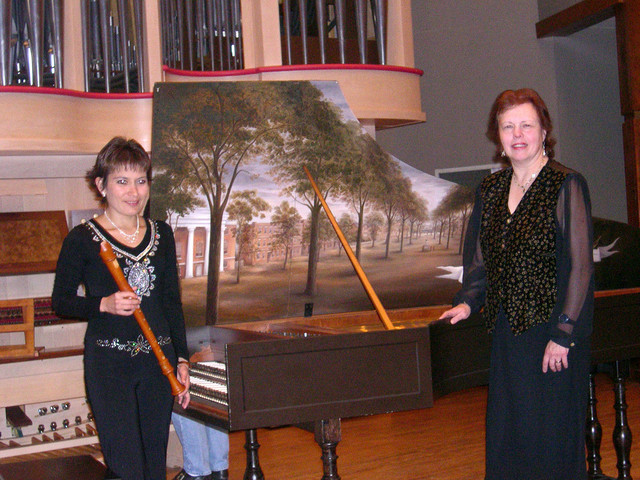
[612,360,632,480]
[586,371,610,480]
[243,429,264,480]
[315,418,341,480]
[586,371,603,476]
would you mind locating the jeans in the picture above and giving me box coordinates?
[172,413,229,475]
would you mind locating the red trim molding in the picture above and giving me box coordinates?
[163,63,424,77]
[0,64,423,98]
[0,86,152,99]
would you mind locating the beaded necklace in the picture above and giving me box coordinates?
[104,210,140,244]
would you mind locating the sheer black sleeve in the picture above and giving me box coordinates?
[453,186,487,313]
[550,173,595,347]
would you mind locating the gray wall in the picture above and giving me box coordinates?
[377,1,626,222]
[552,18,625,222]
[538,0,583,19]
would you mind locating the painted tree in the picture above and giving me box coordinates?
[301,211,334,262]
[365,211,384,248]
[152,81,329,323]
[336,213,358,256]
[448,185,475,254]
[437,184,475,252]
[226,190,271,283]
[265,87,356,296]
[408,195,428,245]
[396,187,424,253]
[270,201,302,269]
[149,171,203,230]
[431,205,448,245]
[338,128,388,261]
[372,160,411,259]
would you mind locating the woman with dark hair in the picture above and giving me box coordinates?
[52,136,190,480]
[440,89,594,479]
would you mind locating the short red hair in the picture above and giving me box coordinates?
[486,88,556,163]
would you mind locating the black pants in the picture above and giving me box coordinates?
[85,365,173,480]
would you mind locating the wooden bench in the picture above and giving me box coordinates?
[0,455,106,480]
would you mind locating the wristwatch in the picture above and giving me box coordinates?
[558,313,574,324]
[558,313,576,347]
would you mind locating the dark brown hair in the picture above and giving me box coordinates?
[485,88,556,163]
[86,137,152,204]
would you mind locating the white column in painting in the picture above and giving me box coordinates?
[204,227,211,275]
[185,226,195,279]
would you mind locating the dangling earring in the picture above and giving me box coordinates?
[101,191,106,198]
[501,150,506,158]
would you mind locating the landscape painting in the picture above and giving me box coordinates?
[151,81,473,326]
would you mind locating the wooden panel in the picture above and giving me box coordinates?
[0,211,68,275]
[0,180,47,196]
[616,0,640,113]
[224,327,432,431]
[535,0,622,38]
[429,313,491,398]
[591,289,640,363]
[0,455,105,479]
[622,115,640,226]
[0,91,153,155]
[258,67,425,128]
[0,365,84,407]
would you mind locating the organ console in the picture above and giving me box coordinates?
[0,333,99,465]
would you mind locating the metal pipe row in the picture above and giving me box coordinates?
[80,0,144,93]
[370,0,386,65]
[280,0,386,66]
[0,2,12,85]
[0,0,64,87]
[159,0,243,72]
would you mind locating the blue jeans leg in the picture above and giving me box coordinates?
[206,422,229,472]
[172,413,229,475]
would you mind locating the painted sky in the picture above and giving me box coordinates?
[218,81,455,223]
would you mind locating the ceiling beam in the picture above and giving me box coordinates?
[536,0,622,38]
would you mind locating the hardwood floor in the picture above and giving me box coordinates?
[212,373,639,480]
[1,374,637,479]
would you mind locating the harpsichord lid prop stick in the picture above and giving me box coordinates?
[99,241,187,395]
[303,166,395,330]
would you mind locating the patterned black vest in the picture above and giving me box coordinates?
[479,163,568,334]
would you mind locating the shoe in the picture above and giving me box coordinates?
[104,467,121,479]
[211,471,229,480]
[172,469,213,480]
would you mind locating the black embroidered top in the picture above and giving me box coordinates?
[52,218,189,371]
[454,160,594,346]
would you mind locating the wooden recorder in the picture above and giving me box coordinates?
[99,241,186,396]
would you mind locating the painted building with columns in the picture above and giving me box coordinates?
[173,208,236,279]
